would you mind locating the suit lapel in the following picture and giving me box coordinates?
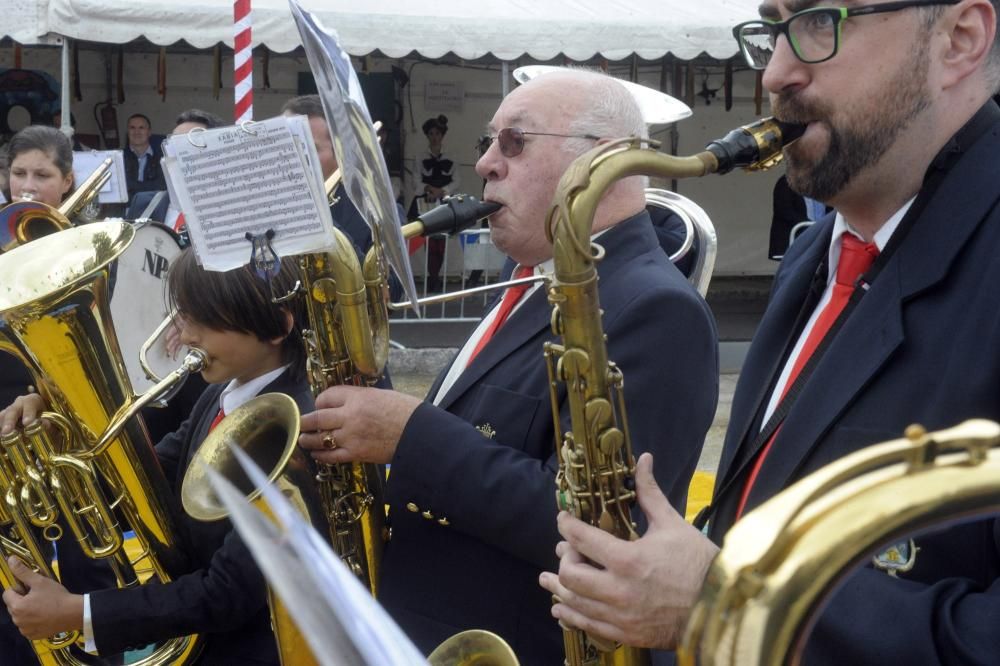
[723,120,1000,510]
[436,289,551,410]
[435,213,655,411]
[742,260,904,507]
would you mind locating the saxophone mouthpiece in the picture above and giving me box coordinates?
[705,117,806,174]
[416,195,501,236]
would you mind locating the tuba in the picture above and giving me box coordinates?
[544,118,803,665]
[0,157,112,252]
[677,419,1000,665]
[0,220,204,665]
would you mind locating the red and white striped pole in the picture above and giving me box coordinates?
[233,0,253,123]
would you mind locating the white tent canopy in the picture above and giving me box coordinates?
[12,0,759,61]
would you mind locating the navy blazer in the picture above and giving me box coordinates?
[708,106,1000,664]
[379,211,719,663]
[89,369,314,664]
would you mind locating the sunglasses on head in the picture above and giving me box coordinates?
[477,127,600,158]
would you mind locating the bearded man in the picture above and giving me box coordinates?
[542,1,1000,663]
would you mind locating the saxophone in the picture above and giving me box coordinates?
[0,220,203,665]
[295,182,501,595]
[544,118,804,666]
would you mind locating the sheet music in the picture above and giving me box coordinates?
[72,150,128,204]
[162,115,336,271]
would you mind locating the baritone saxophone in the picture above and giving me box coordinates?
[544,118,804,666]
[293,175,501,596]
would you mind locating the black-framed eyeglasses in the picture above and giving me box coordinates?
[732,0,961,70]
[477,127,599,158]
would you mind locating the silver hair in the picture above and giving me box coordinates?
[555,70,649,189]
[561,72,648,155]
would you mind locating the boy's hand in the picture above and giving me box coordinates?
[3,556,84,639]
[0,393,47,436]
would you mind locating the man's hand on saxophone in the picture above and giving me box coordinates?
[539,453,718,650]
[299,385,422,465]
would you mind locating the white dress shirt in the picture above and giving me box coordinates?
[761,200,913,425]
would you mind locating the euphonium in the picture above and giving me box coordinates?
[294,172,500,596]
[181,392,326,666]
[544,118,804,666]
[0,220,203,665]
[0,157,112,252]
[677,419,1000,665]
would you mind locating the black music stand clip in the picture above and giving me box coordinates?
[246,229,280,281]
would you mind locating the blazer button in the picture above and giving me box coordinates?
[421,510,434,520]
[406,502,419,513]
[437,517,450,526]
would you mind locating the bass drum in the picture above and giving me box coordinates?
[110,221,183,394]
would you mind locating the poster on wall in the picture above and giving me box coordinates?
[424,80,464,112]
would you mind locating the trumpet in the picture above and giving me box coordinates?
[181,393,325,666]
[0,157,112,252]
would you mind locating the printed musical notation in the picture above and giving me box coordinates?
[162,115,336,271]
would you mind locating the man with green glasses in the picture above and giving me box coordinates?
[541,1,1000,663]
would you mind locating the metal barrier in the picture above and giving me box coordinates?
[393,228,507,323]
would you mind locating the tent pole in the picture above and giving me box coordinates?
[60,37,74,139]
[501,61,510,97]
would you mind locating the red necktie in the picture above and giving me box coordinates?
[207,407,225,433]
[735,233,878,519]
[466,265,534,366]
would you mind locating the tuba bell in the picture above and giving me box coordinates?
[0,157,112,252]
[0,220,203,665]
[677,419,1000,665]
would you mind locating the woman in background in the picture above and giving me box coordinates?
[3,125,74,206]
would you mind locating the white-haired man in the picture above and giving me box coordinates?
[298,69,719,663]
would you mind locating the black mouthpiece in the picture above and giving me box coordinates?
[775,119,807,144]
[417,195,501,236]
[705,118,807,174]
